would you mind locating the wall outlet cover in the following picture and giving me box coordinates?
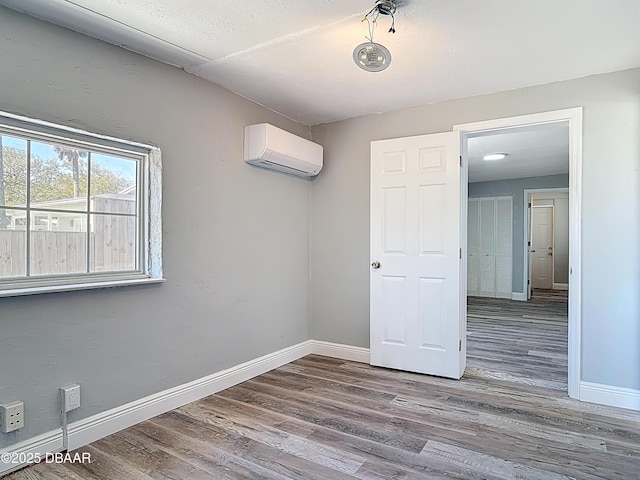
[60,384,81,412]
[1,401,25,433]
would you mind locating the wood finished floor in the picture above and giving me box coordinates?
[7,297,640,480]
[467,295,568,391]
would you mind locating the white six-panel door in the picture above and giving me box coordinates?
[370,132,464,380]
[531,205,554,289]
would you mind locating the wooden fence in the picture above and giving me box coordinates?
[0,217,135,277]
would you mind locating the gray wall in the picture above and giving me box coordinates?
[310,68,640,391]
[0,8,311,448]
[468,175,569,293]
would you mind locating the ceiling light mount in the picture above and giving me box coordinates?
[353,42,392,72]
[354,0,404,72]
[375,0,399,16]
[366,0,404,33]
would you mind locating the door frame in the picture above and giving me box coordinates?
[525,187,568,298]
[454,107,582,400]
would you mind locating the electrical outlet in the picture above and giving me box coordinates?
[1,401,25,433]
[60,384,81,412]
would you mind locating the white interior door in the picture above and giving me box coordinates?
[370,131,464,380]
[531,206,554,289]
[527,202,533,300]
[495,196,513,299]
[468,196,512,299]
[478,198,496,297]
[467,198,479,296]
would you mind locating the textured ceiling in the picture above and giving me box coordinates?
[2,0,640,125]
[467,124,569,183]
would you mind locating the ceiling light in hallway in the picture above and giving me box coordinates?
[483,153,508,161]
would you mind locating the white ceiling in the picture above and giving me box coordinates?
[467,123,569,183]
[2,0,640,125]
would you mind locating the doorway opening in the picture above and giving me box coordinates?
[454,108,582,399]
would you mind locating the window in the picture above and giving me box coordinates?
[0,110,163,297]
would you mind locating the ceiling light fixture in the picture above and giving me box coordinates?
[353,42,392,72]
[353,0,403,72]
[483,153,508,161]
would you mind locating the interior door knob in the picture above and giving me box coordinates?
[371,261,381,269]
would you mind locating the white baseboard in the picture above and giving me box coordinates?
[553,283,569,291]
[580,382,640,411]
[66,340,314,450]
[0,429,63,476]
[0,340,358,475]
[310,340,370,363]
[511,292,527,301]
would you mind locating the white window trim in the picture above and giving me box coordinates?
[0,110,164,298]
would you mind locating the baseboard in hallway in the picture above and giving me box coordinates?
[531,288,569,302]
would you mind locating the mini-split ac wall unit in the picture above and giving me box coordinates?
[244,123,323,178]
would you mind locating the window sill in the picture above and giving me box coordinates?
[0,277,166,298]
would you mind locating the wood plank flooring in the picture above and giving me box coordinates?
[7,298,640,479]
[467,295,568,390]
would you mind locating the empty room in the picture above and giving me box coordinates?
[1,1,639,479]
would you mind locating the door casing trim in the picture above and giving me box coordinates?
[454,107,583,399]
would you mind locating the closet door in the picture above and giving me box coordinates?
[467,198,479,296]
[478,198,496,297]
[495,196,513,298]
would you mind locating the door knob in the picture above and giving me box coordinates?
[371,261,381,269]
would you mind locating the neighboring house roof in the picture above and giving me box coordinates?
[7,188,136,216]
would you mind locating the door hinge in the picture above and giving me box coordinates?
[459,339,462,352]
[528,202,532,208]
[459,155,462,168]
[459,248,462,259]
